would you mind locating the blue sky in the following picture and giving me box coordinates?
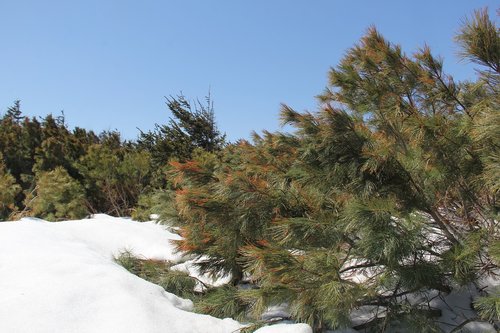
[0,1,497,142]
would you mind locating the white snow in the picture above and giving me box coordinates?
[171,256,232,291]
[254,323,312,333]
[0,215,310,333]
[460,321,497,333]
[18,214,184,261]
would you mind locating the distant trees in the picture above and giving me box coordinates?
[0,93,225,220]
[137,94,225,184]
[0,101,39,185]
[0,108,153,219]
[0,154,21,219]
[132,94,226,219]
[77,144,152,216]
[25,167,87,221]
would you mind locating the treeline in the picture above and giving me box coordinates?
[0,95,224,221]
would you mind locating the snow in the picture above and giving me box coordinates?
[460,321,497,333]
[262,304,291,321]
[429,284,499,333]
[254,323,312,333]
[171,257,232,291]
[0,215,309,333]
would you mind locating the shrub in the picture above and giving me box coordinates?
[0,160,21,220]
[26,167,87,221]
[115,251,197,299]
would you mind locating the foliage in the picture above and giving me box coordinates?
[115,251,197,299]
[168,9,499,332]
[194,285,248,321]
[169,143,289,284]
[474,286,500,322]
[25,167,88,221]
[32,114,83,178]
[0,155,21,220]
[0,94,222,219]
[0,102,40,191]
[456,8,499,72]
[131,189,176,222]
[0,104,98,217]
[77,144,152,216]
[137,94,225,186]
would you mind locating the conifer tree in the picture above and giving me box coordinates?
[77,143,151,216]
[137,94,225,186]
[168,137,295,285]
[170,9,499,332]
[33,114,85,179]
[245,10,498,331]
[26,167,87,221]
[0,154,21,220]
[0,102,37,183]
[6,100,23,121]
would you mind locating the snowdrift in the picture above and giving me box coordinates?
[0,215,309,333]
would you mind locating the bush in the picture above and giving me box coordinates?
[0,160,21,220]
[194,285,248,321]
[78,145,152,216]
[115,251,197,299]
[131,190,176,222]
[26,167,87,221]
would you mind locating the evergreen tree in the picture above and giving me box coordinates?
[170,9,499,332]
[0,102,36,182]
[0,154,21,220]
[77,143,151,216]
[6,100,23,122]
[33,113,85,179]
[25,167,87,221]
[137,94,225,187]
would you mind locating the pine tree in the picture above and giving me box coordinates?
[170,9,499,332]
[6,100,23,122]
[137,94,225,186]
[33,114,85,179]
[26,167,87,221]
[245,10,498,331]
[0,154,21,220]
[0,102,35,182]
[169,138,294,285]
[77,143,151,216]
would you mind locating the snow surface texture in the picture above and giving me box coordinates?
[0,215,309,333]
[255,323,312,333]
[171,256,231,291]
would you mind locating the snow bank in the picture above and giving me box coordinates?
[0,215,243,333]
[11,214,493,332]
[0,215,312,333]
[18,213,184,261]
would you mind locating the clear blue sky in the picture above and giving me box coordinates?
[0,1,497,142]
